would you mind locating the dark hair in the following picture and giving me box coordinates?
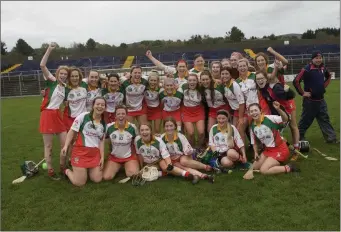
[183,73,200,100]
[90,96,107,132]
[115,104,128,115]
[220,66,233,75]
[163,117,177,128]
[199,70,215,104]
[193,54,204,62]
[106,73,120,80]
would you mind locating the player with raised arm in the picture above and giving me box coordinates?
[39,42,69,180]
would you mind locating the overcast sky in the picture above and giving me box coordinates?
[1,1,340,50]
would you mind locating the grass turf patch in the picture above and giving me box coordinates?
[1,82,340,230]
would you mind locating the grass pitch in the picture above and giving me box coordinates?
[1,82,340,231]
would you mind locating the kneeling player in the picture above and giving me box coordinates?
[62,97,107,186]
[208,110,247,169]
[249,102,300,175]
[102,105,140,180]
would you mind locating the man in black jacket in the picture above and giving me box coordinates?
[293,51,338,143]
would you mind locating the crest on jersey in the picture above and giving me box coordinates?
[87,92,91,97]
[111,134,117,140]
[69,93,75,99]
[119,134,124,140]
[140,148,144,153]
[215,135,219,141]
[87,123,95,130]
[127,87,132,92]
[77,92,81,97]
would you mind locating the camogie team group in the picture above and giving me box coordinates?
[39,43,307,187]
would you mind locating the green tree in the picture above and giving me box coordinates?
[302,29,316,39]
[226,26,245,42]
[15,38,35,56]
[86,38,96,50]
[268,34,277,40]
[119,43,128,49]
[1,41,8,55]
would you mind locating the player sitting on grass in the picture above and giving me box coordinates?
[135,123,201,182]
[207,110,247,170]
[249,102,300,175]
[161,117,215,184]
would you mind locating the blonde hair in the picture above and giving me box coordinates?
[55,65,69,79]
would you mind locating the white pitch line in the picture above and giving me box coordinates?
[2,117,38,129]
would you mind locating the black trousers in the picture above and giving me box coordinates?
[298,98,337,141]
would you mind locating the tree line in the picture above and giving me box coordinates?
[1,26,340,61]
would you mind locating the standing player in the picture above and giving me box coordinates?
[249,102,300,175]
[102,73,124,124]
[82,70,103,112]
[144,70,162,135]
[293,51,338,144]
[121,66,148,127]
[39,42,68,180]
[221,67,246,135]
[210,61,222,82]
[181,73,205,148]
[61,97,106,186]
[200,71,229,137]
[159,78,184,132]
[103,105,140,180]
[63,67,87,131]
[189,54,205,77]
[145,50,188,88]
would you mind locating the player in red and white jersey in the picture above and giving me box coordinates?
[209,110,247,168]
[181,73,205,148]
[121,66,148,126]
[101,73,124,124]
[144,70,162,135]
[103,105,140,180]
[136,123,208,183]
[82,70,103,112]
[145,50,188,88]
[221,67,246,142]
[249,102,300,175]
[200,71,230,142]
[161,117,215,183]
[255,69,300,158]
[159,78,184,132]
[63,67,87,131]
[61,97,107,186]
[39,42,69,180]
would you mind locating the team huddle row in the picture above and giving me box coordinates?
[38,43,300,186]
